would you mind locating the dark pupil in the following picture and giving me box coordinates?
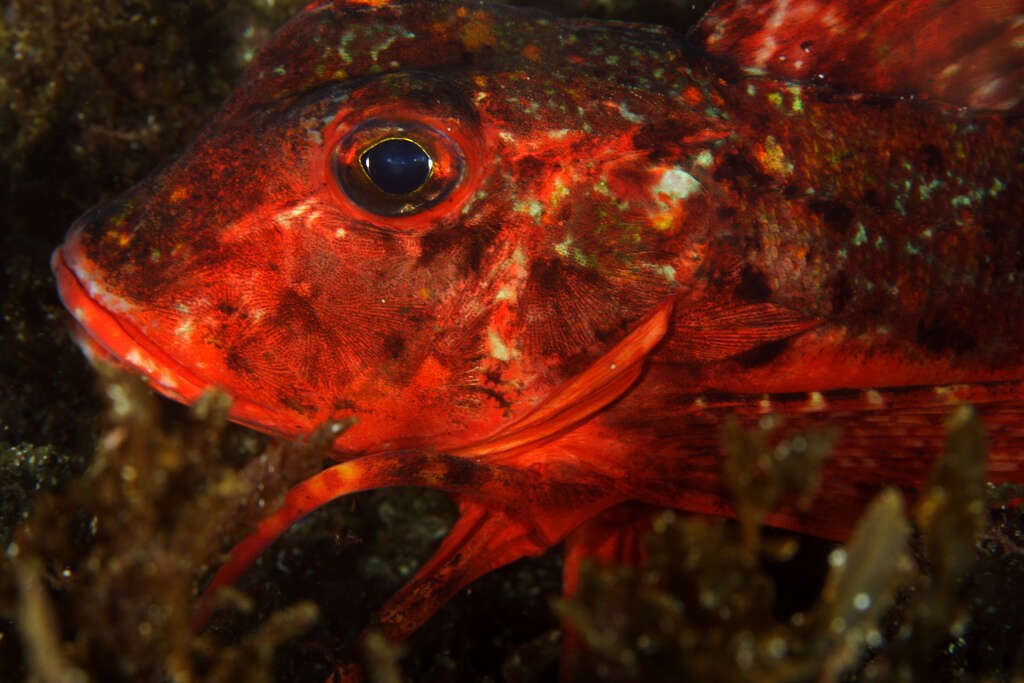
[360,138,432,195]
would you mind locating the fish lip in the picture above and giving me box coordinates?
[51,240,300,437]
[51,242,208,404]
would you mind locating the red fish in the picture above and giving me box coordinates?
[52,0,1024,654]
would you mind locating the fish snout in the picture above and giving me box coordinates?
[57,209,94,273]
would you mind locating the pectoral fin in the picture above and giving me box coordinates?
[668,300,821,363]
[454,297,675,460]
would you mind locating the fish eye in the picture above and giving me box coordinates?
[331,120,464,217]
[360,138,433,195]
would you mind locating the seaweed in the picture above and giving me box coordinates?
[557,406,1024,682]
[5,373,1024,681]
[2,366,335,681]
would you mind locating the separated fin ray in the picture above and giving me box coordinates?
[191,449,620,631]
[374,499,567,641]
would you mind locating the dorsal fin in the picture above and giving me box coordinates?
[694,0,1024,111]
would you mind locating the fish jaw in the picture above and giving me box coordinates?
[51,231,316,438]
[50,194,488,452]
[52,240,197,401]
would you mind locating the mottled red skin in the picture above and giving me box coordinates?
[53,0,1024,649]
[698,0,1024,111]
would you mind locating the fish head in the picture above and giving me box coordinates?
[53,0,709,453]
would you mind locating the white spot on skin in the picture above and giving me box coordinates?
[369,35,401,62]
[124,349,180,391]
[852,222,868,246]
[488,329,514,362]
[175,319,194,339]
[337,30,356,62]
[935,386,964,403]
[754,35,779,67]
[806,391,827,411]
[654,264,676,282]
[653,168,701,201]
[618,102,645,123]
[694,150,714,168]
[865,389,885,407]
[554,234,573,258]
[515,199,543,222]
[274,200,319,230]
[973,76,1005,101]
[124,349,147,369]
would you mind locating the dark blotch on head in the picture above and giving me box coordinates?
[919,143,944,173]
[225,346,253,377]
[860,188,884,213]
[216,301,238,316]
[809,199,854,233]
[828,270,852,315]
[733,337,791,368]
[383,332,405,359]
[471,385,511,410]
[274,289,327,338]
[917,318,976,355]
[530,257,567,297]
[514,154,547,181]
[717,205,737,221]
[733,265,771,302]
[632,123,682,163]
[982,216,1013,243]
[714,151,776,188]
[418,221,499,275]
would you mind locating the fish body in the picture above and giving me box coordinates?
[52,0,1024,644]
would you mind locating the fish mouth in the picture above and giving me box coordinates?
[51,235,299,436]
[51,243,209,403]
